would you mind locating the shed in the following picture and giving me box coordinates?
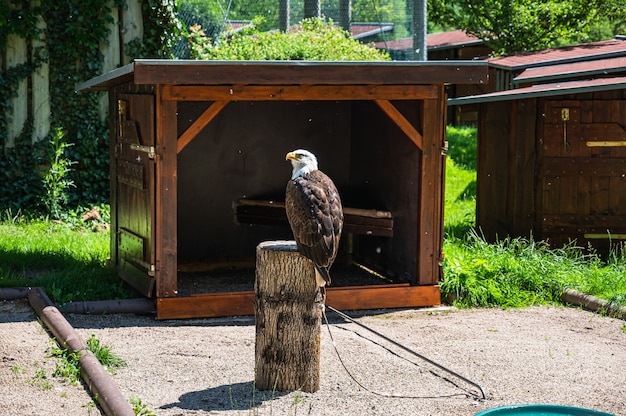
[78,60,488,319]
[449,77,626,255]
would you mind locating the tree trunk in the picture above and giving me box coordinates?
[254,240,321,393]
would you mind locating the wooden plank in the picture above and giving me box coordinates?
[133,60,489,86]
[542,214,626,227]
[374,100,423,150]
[6,34,27,146]
[155,85,178,297]
[541,158,626,177]
[157,291,256,319]
[234,199,394,237]
[507,99,536,236]
[163,84,439,101]
[156,284,441,319]
[477,101,511,240]
[417,96,444,285]
[176,100,229,153]
[581,123,626,141]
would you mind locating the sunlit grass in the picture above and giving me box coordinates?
[0,219,132,304]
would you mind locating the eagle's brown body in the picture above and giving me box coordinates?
[285,150,343,288]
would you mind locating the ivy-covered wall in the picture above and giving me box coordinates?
[0,0,181,214]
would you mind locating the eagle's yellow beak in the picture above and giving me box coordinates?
[285,152,297,161]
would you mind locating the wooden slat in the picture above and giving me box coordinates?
[156,284,440,319]
[374,100,423,150]
[542,214,626,227]
[234,199,394,237]
[541,157,626,176]
[177,100,229,153]
[581,123,626,141]
[163,84,439,101]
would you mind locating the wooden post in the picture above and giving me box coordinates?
[254,241,321,393]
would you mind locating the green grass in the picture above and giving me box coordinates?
[0,218,132,304]
[443,126,626,309]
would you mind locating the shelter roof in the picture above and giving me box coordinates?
[488,39,626,70]
[375,30,483,51]
[76,59,488,92]
[448,76,626,105]
[513,57,626,84]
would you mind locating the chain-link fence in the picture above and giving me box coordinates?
[175,0,424,60]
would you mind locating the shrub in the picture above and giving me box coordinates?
[188,17,390,61]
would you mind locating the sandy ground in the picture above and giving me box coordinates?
[1,300,625,416]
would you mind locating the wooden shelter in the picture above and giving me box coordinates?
[449,77,626,255]
[78,60,488,319]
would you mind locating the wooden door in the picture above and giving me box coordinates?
[114,94,156,296]
[538,99,626,254]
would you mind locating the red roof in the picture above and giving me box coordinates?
[428,30,483,50]
[488,39,626,70]
[374,30,482,51]
[514,57,626,83]
[350,23,393,39]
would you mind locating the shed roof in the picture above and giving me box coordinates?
[374,30,483,51]
[513,57,626,84]
[76,59,488,92]
[448,76,626,105]
[350,22,394,40]
[488,39,626,70]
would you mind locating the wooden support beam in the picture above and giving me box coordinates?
[156,284,440,320]
[177,100,229,153]
[163,84,439,102]
[155,85,178,297]
[375,99,423,150]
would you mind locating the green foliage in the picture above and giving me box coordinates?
[2,0,183,214]
[429,0,626,55]
[0,123,47,212]
[125,0,186,59]
[188,17,390,61]
[48,334,126,386]
[41,128,75,220]
[130,397,157,416]
[446,125,477,170]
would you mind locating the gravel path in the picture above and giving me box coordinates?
[1,301,625,415]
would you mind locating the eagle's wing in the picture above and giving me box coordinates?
[285,170,343,285]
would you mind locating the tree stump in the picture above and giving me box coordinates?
[254,240,321,393]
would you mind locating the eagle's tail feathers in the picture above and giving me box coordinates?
[314,268,331,287]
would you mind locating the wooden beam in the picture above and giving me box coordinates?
[163,84,439,102]
[375,100,423,150]
[155,85,178,297]
[177,100,229,154]
[156,284,440,319]
[418,95,446,285]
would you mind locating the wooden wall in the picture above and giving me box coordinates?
[477,89,626,254]
[2,0,142,146]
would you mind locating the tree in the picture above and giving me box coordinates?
[429,0,626,55]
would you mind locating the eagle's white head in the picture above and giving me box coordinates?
[286,149,319,180]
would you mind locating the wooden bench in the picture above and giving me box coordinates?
[234,198,393,237]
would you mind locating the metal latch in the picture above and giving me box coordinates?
[130,144,156,159]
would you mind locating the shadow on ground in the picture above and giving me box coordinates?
[159,381,288,412]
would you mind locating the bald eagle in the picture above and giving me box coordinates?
[285,149,343,295]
